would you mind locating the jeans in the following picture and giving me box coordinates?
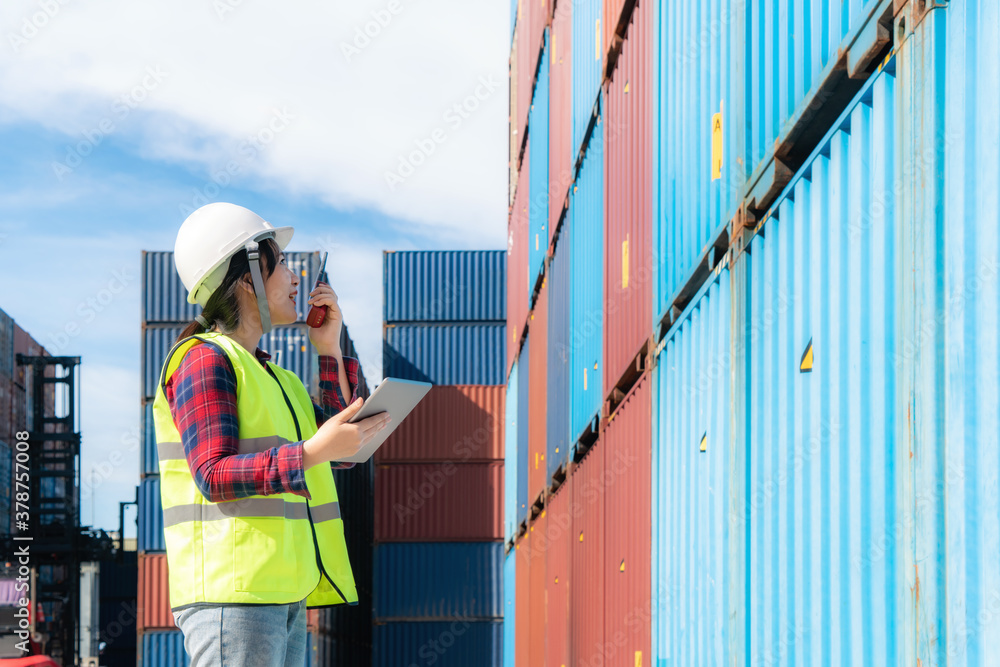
[172,599,307,667]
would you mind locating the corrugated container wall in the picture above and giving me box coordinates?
[142,251,321,323]
[137,553,173,632]
[383,322,505,386]
[529,33,550,291]
[548,0,573,242]
[527,280,548,508]
[375,385,504,463]
[569,114,604,444]
[602,373,651,665]
[527,510,546,666]
[653,0,746,322]
[570,438,604,665]
[502,548,516,667]
[515,539,530,667]
[373,542,503,620]
[604,0,652,396]
[736,64,901,664]
[652,268,730,665]
[572,0,602,161]
[510,28,520,207]
[505,360,520,541]
[139,476,163,553]
[545,477,572,667]
[142,401,156,477]
[382,250,506,323]
[508,144,530,375]
[603,0,627,62]
[374,462,503,542]
[516,336,530,529]
[515,0,533,149]
[140,630,189,667]
[373,622,502,667]
[546,225,571,480]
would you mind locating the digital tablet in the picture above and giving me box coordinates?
[340,377,433,462]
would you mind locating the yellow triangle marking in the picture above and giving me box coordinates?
[579,531,584,542]
[620,559,626,572]
[624,80,630,94]
[800,338,814,373]
[699,432,707,453]
[635,651,643,667]
[554,576,559,584]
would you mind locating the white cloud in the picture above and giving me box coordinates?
[0,0,510,249]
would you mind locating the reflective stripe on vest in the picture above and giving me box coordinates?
[152,332,358,610]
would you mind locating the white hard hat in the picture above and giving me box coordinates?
[174,202,293,332]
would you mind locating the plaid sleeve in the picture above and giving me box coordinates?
[315,355,362,470]
[165,343,313,501]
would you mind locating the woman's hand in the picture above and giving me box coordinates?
[302,397,391,467]
[307,282,344,355]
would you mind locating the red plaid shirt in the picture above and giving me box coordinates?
[164,342,361,502]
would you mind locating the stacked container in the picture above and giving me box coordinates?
[375,250,506,666]
[138,250,370,666]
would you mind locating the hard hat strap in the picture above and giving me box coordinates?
[245,241,273,334]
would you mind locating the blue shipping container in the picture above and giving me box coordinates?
[142,250,322,324]
[383,323,505,385]
[505,359,520,541]
[142,401,157,477]
[143,325,317,399]
[546,225,571,480]
[528,32,550,291]
[502,548,515,667]
[653,0,746,323]
[569,114,604,444]
[571,0,602,163]
[138,475,164,553]
[141,630,189,667]
[652,267,731,665]
[374,542,504,620]
[374,621,502,667]
[516,335,530,528]
[383,250,506,323]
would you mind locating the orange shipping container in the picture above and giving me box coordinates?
[528,510,547,666]
[508,144,530,377]
[545,477,572,667]
[516,537,531,667]
[375,385,504,463]
[571,438,605,665]
[548,0,573,243]
[528,279,549,508]
[137,553,174,632]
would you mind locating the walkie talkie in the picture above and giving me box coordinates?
[306,251,329,328]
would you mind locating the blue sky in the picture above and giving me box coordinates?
[0,0,508,533]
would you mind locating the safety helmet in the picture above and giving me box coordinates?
[174,202,294,334]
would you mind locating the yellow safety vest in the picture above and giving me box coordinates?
[151,332,358,610]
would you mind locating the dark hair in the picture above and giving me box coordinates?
[175,237,281,345]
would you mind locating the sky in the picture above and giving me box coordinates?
[0,0,510,534]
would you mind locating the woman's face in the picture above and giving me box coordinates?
[262,249,300,327]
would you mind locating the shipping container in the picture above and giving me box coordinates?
[570,437,604,665]
[143,324,317,400]
[517,335,530,528]
[140,630,189,667]
[603,0,627,63]
[510,28,520,208]
[898,4,1000,662]
[508,143,531,375]
[653,0,746,324]
[734,62,902,664]
[527,510,546,667]
[652,266,731,665]
[142,400,157,477]
[142,250,322,324]
[99,597,138,667]
[602,373,651,665]
[505,359,520,541]
[384,322,505,386]
[373,621,502,667]
[544,477,572,667]
[502,547,516,667]
[374,463,503,542]
[382,250,506,323]
[529,32,550,289]
[515,537,530,667]
[139,475,164,553]
[549,0,573,242]
[569,116,604,445]
[515,0,532,149]
[375,385,504,463]
[528,280,548,507]
[604,0,652,397]
[13,324,48,387]
[0,307,13,379]
[137,553,174,632]
[546,225,571,481]
[373,542,504,620]
[572,0,602,162]
[315,631,369,667]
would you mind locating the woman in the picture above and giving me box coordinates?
[150,202,390,666]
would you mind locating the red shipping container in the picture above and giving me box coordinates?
[603,0,652,397]
[528,510,547,666]
[603,0,628,64]
[137,553,174,632]
[570,438,604,665]
[374,462,503,541]
[602,373,651,666]
[515,0,549,145]
[545,477,572,667]
[508,144,531,377]
[548,0,573,242]
[528,279,548,507]
[375,385,504,463]
[516,537,531,667]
